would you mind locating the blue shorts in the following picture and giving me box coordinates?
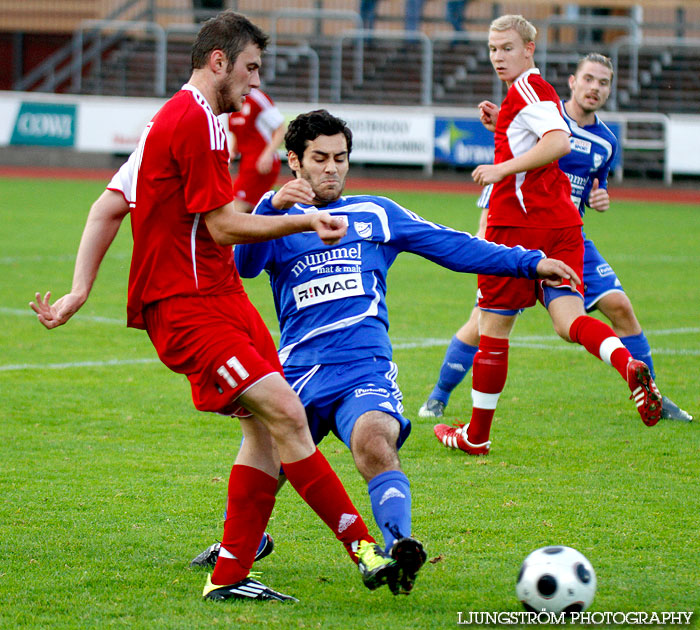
[582,237,625,312]
[284,357,411,450]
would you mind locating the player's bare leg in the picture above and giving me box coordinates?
[350,411,426,594]
[208,374,392,592]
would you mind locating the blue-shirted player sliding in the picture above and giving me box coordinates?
[420,53,692,429]
[190,109,580,593]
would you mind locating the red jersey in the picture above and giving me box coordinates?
[227,88,284,167]
[127,85,242,329]
[488,69,583,229]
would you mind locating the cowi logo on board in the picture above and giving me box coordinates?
[11,102,77,147]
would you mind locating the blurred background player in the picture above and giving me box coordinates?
[227,87,285,213]
[419,53,692,424]
[191,108,580,592]
[429,15,662,457]
[30,10,397,603]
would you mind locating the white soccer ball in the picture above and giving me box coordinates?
[516,546,596,614]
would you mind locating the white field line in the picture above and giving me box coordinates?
[2,308,698,371]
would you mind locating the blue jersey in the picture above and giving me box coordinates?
[559,100,618,217]
[235,192,546,366]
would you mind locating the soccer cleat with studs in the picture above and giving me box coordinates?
[355,540,398,591]
[389,537,427,595]
[660,396,693,422]
[190,532,274,568]
[433,422,491,455]
[626,359,662,426]
[418,398,446,419]
[202,573,298,602]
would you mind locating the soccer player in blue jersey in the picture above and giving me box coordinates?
[420,52,692,433]
[191,109,580,593]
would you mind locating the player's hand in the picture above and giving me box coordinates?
[535,258,581,290]
[472,163,506,186]
[29,291,86,329]
[587,179,610,212]
[271,179,315,209]
[310,211,347,245]
[478,100,499,132]
[256,152,274,175]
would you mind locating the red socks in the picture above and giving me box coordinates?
[569,315,631,378]
[212,464,277,585]
[467,335,509,445]
[283,448,372,561]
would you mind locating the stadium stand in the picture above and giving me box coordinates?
[2,0,700,177]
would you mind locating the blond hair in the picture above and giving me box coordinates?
[489,14,537,44]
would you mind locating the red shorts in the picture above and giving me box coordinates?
[144,293,283,417]
[233,158,281,207]
[478,225,584,312]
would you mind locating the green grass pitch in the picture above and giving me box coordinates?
[1,175,699,629]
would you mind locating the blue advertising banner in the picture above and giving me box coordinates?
[434,117,494,166]
[11,102,77,147]
[435,117,621,171]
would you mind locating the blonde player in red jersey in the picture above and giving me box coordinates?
[433,15,662,456]
[31,11,399,602]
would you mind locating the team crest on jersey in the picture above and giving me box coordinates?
[571,137,592,154]
[593,153,604,168]
[354,221,373,239]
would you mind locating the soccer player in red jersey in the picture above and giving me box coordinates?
[31,11,397,602]
[227,88,285,212]
[433,15,662,456]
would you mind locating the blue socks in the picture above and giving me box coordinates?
[429,335,478,404]
[368,470,412,552]
[620,332,655,379]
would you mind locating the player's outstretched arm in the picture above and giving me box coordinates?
[205,197,347,246]
[536,258,581,290]
[30,189,130,329]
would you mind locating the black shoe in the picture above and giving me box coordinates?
[190,533,274,568]
[660,396,693,422]
[389,537,427,595]
[202,574,297,602]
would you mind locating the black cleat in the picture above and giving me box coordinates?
[202,574,297,602]
[389,537,427,595]
[190,533,274,568]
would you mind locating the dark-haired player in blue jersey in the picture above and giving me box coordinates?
[420,52,692,433]
[191,109,580,594]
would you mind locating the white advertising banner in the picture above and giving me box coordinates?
[280,103,434,167]
[669,116,700,175]
[77,96,164,153]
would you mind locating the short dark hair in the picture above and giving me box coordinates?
[285,110,353,169]
[575,52,614,77]
[191,11,268,71]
